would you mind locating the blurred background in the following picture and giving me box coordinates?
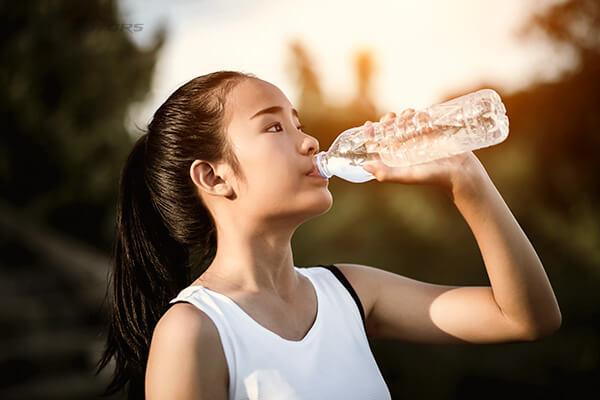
[1,0,598,398]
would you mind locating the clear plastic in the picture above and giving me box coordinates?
[314,89,509,183]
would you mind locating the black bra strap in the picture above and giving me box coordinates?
[170,300,191,306]
[320,264,367,334]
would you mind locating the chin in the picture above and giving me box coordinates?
[310,189,333,215]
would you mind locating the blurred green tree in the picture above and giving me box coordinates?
[0,0,164,252]
[509,0,600,273]
[287,39,380,146]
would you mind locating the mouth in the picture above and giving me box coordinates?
[306,164,327,178]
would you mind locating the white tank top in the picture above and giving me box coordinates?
[169,265,392,400]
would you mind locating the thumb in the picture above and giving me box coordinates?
[363,160,387,174]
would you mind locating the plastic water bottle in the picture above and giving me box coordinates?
[313,89,509,183]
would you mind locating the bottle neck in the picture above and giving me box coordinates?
[315,151,332,178]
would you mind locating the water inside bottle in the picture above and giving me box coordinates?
[320,88,509,181]
[324,146,381,183]
[377,100,508,167]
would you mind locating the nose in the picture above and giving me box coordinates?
[300,133,320,156]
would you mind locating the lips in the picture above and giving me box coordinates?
[305,165,321,176]
[306,164,325,178]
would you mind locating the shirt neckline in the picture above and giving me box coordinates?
[178,266,321,344]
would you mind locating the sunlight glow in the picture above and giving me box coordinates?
[119,0,575,134]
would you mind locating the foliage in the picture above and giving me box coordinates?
[0,0,164,251]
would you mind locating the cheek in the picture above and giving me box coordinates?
[247,145,296,182]
[253,163,299,195]
[234,139,311,202]
[237,152,296,196]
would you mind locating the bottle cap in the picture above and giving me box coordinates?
[315,151,331,178]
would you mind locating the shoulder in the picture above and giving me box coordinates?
[153,301,221,346]
[324,263,382,319]
[145,302,228,399]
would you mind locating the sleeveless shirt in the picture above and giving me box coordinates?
[168,264,391,400]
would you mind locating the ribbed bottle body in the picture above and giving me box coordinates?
[314,89,509,183]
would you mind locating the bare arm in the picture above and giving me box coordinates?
[345,111,562,344]
[346,154,561,343]
[447,156,561,338]
[338,167,561,343]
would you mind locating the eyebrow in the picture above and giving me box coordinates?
[250,106,299,120]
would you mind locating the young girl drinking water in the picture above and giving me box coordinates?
[97,71,561,399]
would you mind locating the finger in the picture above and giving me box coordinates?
[362,159,384,174]
[365,140,379,153]
[379,112,396,123]
[381,113,397,132]
[396,108,413,126]
[363,120,374,140]
[362,159,392,181]
[364,159,424,184]
[401,108,415,123]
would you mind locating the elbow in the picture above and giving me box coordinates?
[522,309,562,341]
[542,304,563,338]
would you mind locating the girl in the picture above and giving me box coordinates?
[97,71,561,399]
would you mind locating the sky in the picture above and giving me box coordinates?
[118,0,575,135]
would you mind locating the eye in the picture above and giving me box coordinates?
[266,123,283,132]
[265,122,306,133]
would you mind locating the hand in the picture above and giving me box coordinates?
[361,110,488,199]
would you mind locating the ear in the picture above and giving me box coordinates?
[189,160,234,198]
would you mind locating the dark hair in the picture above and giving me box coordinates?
[96,70,254,399]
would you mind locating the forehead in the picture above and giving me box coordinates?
[227,78,292,119]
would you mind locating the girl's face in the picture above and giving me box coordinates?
[224,78,333,225]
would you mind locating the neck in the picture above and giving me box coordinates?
[198,223,300,300]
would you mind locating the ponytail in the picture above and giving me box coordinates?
[96,71,252,399]
[98,133,190,398]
